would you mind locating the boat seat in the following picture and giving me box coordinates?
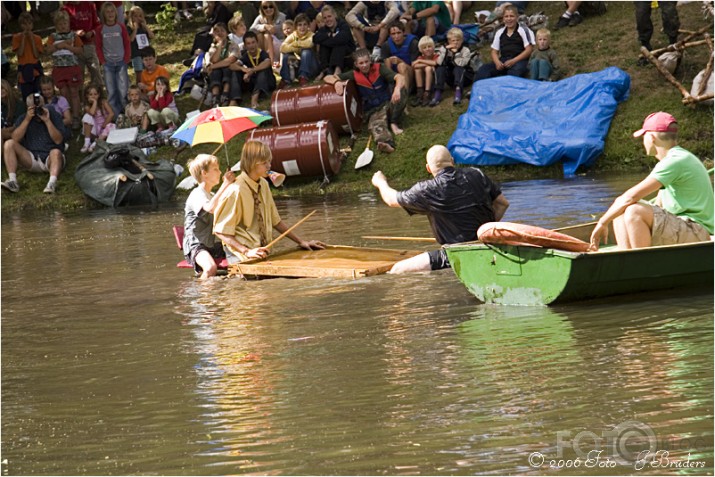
[173,225,229,270]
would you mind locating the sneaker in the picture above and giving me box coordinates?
[80,143,91,153]
[411,90,423,107]
[554,15,570,30]
[298,76,309,87]
[182,57,194,67]
[421,91,431,107]
[182,9,193,20]
[1,180,19,193]
[43,182,56,194]
[88,141,96,152]
[568,12,582,26]
[371,45,382,61]
[637,56,650,67]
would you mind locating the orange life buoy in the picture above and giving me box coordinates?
[477,222,590,253]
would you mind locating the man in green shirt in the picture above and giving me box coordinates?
[590,112,714,250]
[401,1,451,37]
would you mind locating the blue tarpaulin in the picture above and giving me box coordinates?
[447,67,631,175]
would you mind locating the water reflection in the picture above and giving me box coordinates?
[2,173,712,475]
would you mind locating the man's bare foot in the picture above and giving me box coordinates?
[377,141,395,153]
[390,123,403,135]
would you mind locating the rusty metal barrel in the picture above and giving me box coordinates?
[270,80,363,135]
[248,120,341,179]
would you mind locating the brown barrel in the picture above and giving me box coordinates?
[270,80,363,135]
[248,120,341,178]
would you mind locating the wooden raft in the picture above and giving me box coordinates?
[229,245,421,279]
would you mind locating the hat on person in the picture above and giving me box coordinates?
[633,112,678,137]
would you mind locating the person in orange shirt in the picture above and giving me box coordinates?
[12,12,44,100]
[137,46,169,99]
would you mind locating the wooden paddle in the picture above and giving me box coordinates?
[362,235,436,242]
[354,136,374,169]
[264,210,317,250]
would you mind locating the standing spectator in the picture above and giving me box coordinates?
[39,76,72,130]
[251,1,288,66]
[635,2,680,54]
[236,31,276,109]
[346,1,400,57]
[279,13,319,87]
[529,28,560,81]
[62,1,103,87]
[94,1,125,24]
[432,27,472,106]
[1,94,68,194]
[380,21,418,97]
[96,2,130,120]
[1,80,26,146]
[12,12,44,100]
[324,48,406,153]
[401,1,452,37]
[475,4,534,81]
[137,47,170,100]
[126,6,155,85]
[313,5,355,79]
[147,77,180,132]
[46,10,83,129]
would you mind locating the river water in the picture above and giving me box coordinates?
[2,174,713,475]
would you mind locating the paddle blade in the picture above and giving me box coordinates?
[354,147,374,169]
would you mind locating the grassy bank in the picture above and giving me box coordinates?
[1,1,712,213]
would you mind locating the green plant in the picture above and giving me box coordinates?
[155,3,177,32]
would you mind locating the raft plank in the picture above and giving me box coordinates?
[230,245,421,279]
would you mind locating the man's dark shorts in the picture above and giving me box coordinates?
[428,248,451,270]
[187,243,225,273]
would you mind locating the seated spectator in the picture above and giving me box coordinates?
[251,1,287,65]
[81,84,115,153]
[147,77,180,132]
[138,47,170,100]
[39,76,72,130]
[313,5,355,79]
[324,48,406,153]
[235,31,276,109]
[412,36,439,106]
[126,5,155,84]
[46,10,83,130]
[445,0,472,24]
[279,13,319,87]
[182,154,236,279]
[287,1,325,30]
[213,140,325,264]
[12,12,44,100]
[1,79,26,146]
[206,23,241,107]
[1,93,68,194]
[401,2,452,37]
[529,28,560,81]
[379,21,418,96]
[475,4,534,81]
[117,84,150,131]
[184,0,233,66]
[228,14,247,50]
[432,27,472,106]
[346,1,400,57]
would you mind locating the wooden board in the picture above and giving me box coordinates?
[230,245,421,279]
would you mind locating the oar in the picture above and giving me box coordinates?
[264,210,317,250]
[362,235,436,242]
[354,136,374,169]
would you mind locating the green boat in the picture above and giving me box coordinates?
[444,222,714,306]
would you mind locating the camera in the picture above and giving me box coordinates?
[33,93,45,115]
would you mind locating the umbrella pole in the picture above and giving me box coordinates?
[223,145,230,169]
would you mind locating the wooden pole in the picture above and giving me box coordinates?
[640,47,693,101]
[362,235,437,242]
[650,39,708,57]
[697,39,714,97]
[264,210,317,250]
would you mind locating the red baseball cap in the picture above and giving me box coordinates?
[633,112,678,137]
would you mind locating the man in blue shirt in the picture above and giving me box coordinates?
[2,94,68,194]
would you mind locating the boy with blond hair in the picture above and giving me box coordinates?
[529,28,560,81]
[183,154,236,279]
[412,35,440,106]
